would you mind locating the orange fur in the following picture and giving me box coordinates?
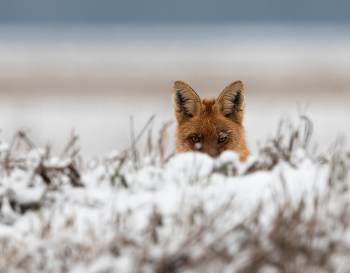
[173,81,250,161]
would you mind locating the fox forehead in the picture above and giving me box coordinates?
[184,117,234,138]
[200,98,216,115]
[180,99,234,138]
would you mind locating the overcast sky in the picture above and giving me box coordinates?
[1,0,350,24]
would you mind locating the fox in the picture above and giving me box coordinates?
[173,80,250,161]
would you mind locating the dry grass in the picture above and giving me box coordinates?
[0,114,350,272]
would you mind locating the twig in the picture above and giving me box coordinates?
[60,130,79,159]
[111,115,155,187]
[130,115,138,170]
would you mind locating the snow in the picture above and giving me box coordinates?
[0,135,349,271]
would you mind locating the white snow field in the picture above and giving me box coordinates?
[0,115,350,272]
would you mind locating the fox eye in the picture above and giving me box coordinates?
[191,136,199,143]
[218,137,227,144]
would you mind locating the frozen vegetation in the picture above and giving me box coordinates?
[0,115,350,273]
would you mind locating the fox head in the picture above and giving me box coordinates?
[173,81,250,161]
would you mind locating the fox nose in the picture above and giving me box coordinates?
[194,142,219,157]
[202,146,219,158]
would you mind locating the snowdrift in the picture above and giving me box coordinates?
[0,116,349,273]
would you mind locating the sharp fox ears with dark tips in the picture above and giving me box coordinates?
[173,81,201,124]
[217,81,245,124]
[173,80,246,125]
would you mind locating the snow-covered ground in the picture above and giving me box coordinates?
[0,115,350,272]
[1,24,350,271]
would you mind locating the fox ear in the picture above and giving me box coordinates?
[217,81,245,124]
[173,81,201,123]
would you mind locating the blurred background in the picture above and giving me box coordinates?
[1,0,350,156]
